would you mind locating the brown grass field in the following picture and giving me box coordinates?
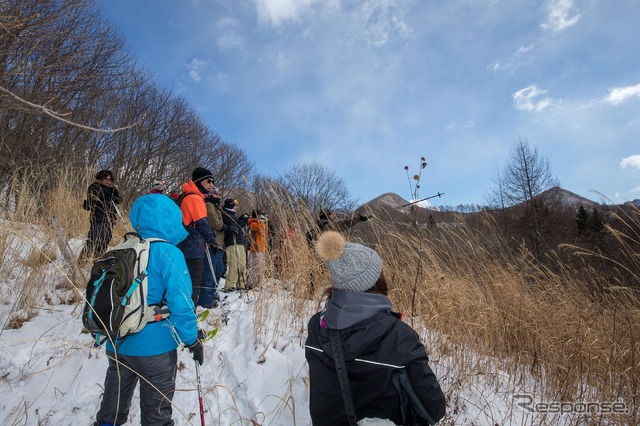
[1,165,638,425]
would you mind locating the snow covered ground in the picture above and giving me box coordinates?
[0,229,629,425]
[0,284,312,425]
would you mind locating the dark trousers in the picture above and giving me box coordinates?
[81,220,113,259]
[96,350,177,426]
[185,257,204,306]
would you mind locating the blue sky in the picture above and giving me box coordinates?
[99,0,640,207]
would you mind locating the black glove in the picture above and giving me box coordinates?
[197,328,207,341]
[187,340,204,365]
[358,214,370,222]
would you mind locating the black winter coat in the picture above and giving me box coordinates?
[85,182,121,224]
[305,292,446,426]
[222,209,243,247]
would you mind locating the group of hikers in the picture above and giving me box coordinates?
[80,168,271,309]
[82,168,446,426]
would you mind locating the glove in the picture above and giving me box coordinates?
[197,328,207,341]
[187,340,204,365]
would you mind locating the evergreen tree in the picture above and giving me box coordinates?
[589,208,605,234]
[575,205,591,236]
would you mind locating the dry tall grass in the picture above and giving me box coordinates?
[254,188,640,424]
[2,167,639,424]
[0,165,119,326]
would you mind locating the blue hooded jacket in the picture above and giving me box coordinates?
[105,194,198,356]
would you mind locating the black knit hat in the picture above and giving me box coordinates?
[191,167,213,183]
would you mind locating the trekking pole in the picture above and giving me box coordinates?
[195,360,205,426]
[205,245,219,305]
[401,192,445,207]
[112,202,130,229]
[205,246,219,288]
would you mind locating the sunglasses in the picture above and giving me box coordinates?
[205,179,214,184]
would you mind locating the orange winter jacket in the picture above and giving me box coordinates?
[179,180,207,226]
[248,217,268,253]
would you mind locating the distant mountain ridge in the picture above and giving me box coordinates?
[361,186,604,213]
[537,186,600,209]
[363,192,411,210]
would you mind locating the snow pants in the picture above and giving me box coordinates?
[96,350,177,426]
[199,247,223,307]
[224,244,247,291]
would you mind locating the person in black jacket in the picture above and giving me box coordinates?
[305,231,446,426]
[221,198,247,292]
[80,169,121,260]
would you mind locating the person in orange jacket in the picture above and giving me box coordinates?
[247,209,268,289]
[176,167,219,306]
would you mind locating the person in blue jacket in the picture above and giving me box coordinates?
[94,194,204,426]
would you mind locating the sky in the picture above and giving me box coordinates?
[0,230,590,425]
[97,0,640,208]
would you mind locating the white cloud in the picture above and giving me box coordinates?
[515,45,534,56]
[620,155,640,171]
[253,0,412,47]
[605,83,640,105]
[186,58,209,82]
[254,0,320,26]
[217,32,243,50]
[512,85,554,112]
[354,1,414,47]
[488,44,535,74]
[540,0,580,32]
[631,186,640,194]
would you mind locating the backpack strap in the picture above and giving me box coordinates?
[176,192,199,227]
[146,239,172,322]
[329,329,358,426]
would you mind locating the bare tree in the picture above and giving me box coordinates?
[206,141,254,199]
[493,138,560,259]
[0,0,258,213]
[0,0,132,179]
[278,162,356,213]
[250,174,293,214]
[502,138,559,206]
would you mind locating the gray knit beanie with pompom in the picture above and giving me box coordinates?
[314,231,382,292]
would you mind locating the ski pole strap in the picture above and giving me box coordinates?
[329,329,358,426]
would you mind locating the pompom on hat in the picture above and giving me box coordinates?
[224,198,238,209]
[315,231,382,292]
